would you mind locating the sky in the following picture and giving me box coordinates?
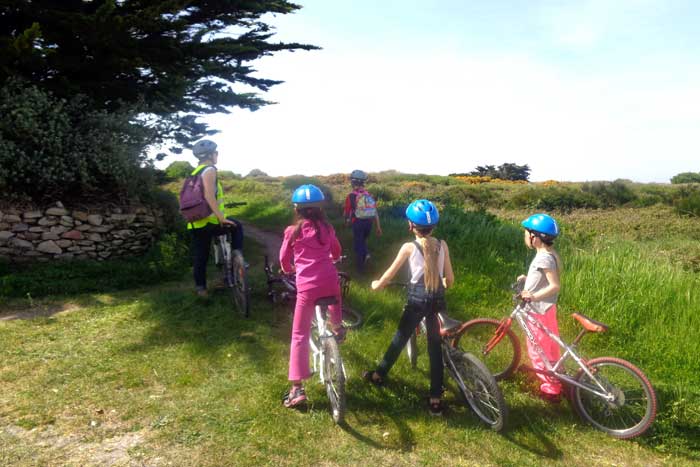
[159,0,700,182]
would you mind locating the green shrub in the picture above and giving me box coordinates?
[581,180,637,207]
[508,185,598,212]
[0,79,155,202]
[673,186,700,217]
[165,161,195,180]
[671,172,700,184]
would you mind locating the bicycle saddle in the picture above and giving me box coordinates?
[571,312,608,333]
[438,313,462,332]
[315,296,338,307]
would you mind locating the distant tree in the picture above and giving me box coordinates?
[165,161,195,180]
[1,1,318,150]
[246,169,268,178]
[451,163,531,181]
[671,172,700,184]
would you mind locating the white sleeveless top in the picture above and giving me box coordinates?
[408,240,445,285]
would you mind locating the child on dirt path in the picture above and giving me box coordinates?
[343,169,382,274]
[518,213,564,402]
[280,184,345,408]
[363,199,454,416]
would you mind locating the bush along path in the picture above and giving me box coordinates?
[0,221,695,466]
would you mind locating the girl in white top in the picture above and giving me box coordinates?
[364,199,455,416]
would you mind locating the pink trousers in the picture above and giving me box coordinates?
[288,284,342,381]
[525,304,562,395]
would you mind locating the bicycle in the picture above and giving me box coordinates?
[212,202,250,317]
[455,283,658,439]
[308,295,347,423]
[263,255,363,329]
[393,284,508,431]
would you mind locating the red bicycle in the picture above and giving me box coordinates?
[454,284,657,439]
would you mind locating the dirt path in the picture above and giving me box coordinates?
[240,221,282,262]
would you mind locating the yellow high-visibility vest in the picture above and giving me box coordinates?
[187,164,225,229]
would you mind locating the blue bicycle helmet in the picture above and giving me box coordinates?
[192,139,218,159]
[406,199,439,226]
[521,213,560,237]
[292,184,325,207]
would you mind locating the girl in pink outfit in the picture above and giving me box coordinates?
[519,213,563,401]
[280,184,344,408]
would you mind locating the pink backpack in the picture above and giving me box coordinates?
[179,169,213,223]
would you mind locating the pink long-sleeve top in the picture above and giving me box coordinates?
[279,220,342,292]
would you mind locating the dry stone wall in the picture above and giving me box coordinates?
[0,202,164,262]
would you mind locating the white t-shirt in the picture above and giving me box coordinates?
[523,251,559,314]
[408,240,445,285]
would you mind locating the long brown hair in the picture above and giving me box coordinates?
[291,206,329,245]
[413,225,441,292]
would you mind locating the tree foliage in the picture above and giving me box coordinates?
[0,0,317,148]
[0,79,155,201]
[671,172,700,184]
[450,163,531,181]
[165,161,196,180]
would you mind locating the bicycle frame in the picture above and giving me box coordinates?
[505,303,615,401]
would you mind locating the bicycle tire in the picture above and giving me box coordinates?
[322,337,346,424]
[571,357,657,439]
[341,305,363,329]
[406,331,418,369]
[447,349,507,431]
[231,250,250,318]
[454,318,521,381]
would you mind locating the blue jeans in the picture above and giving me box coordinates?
[191,218,244,290]
[376,286,446,398]
[351,218,373,273]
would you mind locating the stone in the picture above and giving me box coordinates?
[23,232,40,241]
[0,231,15,242]
[23,211,42,219]
[37,240,62,255]
[56,201,65,208]
[112,207,123,214]
[29,226,44,233]
[112,239,124,246]
[141,215,156,223]
[77,240,94,246]
[4,214,21,223]
[57,253,74,260]
[113,229,135,239]
[50,225,67,235]
[38,217,57,226]
[87,214,103,226]
[11,238,33,249]
[73,211,89,222]
[12,223,29,232]
[24,251,43,257]
[0,223,9,230]
[0,247,12,255]
[46,207,69,216]
[98,251,111,258]
[129,245,143,251]
[75,220,82,225]
[56,240,73,248]
[87,233,104,242]
[60,219,73,228]
[67,246,82,252]
[41,232,61,241]
[76,224,92,232]
[61,230,83,240]
[87,251,97,258]
[61,215,74,225]
[110,214,136,224]
[90,225,113,233]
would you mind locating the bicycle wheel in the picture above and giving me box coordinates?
[447,349,507,431]
[322,337,346,424]
[571,357,657,439]
[454,318,521,381]
[406,331,418,369]
[231,250,250,317]
[341,305,363,329]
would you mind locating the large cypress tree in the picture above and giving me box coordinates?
[0,1,317,148]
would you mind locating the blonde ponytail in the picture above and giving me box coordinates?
[419,236,441,292]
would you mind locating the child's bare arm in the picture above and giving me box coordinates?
[521,268,560,301]
[442,241,455,288]
[371,243,412,290]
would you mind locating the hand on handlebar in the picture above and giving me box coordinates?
[219,217,236,226]
[519,290,534,303]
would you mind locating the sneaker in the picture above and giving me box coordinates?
[429,400,445,416]
[283,386,307,408]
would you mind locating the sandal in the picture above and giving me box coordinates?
[362,370,384,386]
[429,399,445,416]
[282,386,307,408]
